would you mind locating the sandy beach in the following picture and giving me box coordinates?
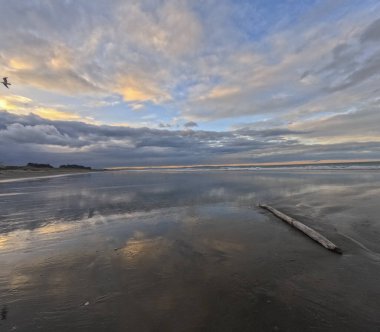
[0,168,100,183]
[0,169,380,331]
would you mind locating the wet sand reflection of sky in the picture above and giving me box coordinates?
[0,170,380,331]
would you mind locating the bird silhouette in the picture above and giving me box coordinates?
[2,77,11,89]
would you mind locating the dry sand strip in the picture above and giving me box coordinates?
[259,203,342,254]
[0,171,97,183]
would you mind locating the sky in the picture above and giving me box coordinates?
[0,0,380,167]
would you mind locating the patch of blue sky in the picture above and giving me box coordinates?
[227,0,321,41]
[89,101,178,128]
[10,86,82,107]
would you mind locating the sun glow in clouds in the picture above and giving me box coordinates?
[0,0,380,166]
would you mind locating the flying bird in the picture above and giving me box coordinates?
[2,77,11,89]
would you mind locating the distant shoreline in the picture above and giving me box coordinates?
[106,160,380,171]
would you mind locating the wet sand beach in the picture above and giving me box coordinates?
[0,170,380,331]
[0,168,98,183]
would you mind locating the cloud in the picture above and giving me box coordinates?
[0,0,201,103]
[289,105,380,143]
[360,18,380,43]
[0,1,379,164]
[1,111,380,167]
[1,1,378,123]
[31,108,84,121]
[117,77,170,104]
[183,121,198,128]
[200,87,241,100]
[159,123,172,128]
[0,95,93,122]
[0,95,32,111]
[0,123,78,146]
[179,3,380,122]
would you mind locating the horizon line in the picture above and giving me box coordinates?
[106,159,380,170]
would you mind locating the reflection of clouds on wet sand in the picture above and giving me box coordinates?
[119,236,169,261]
[0,229,31,252]
[0,234,9,248]
[0,222,79,255]
[36,222,76,235]
[1,171,380,330]
[0,170,370,234]
[9,274,30,290]
[203,239,244,253]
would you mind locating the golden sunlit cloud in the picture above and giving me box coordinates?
[109,122,132,127]
[0,95,96,123]
[200,86,240,100]
[117,76,170,104]
[49,47,74,70]
[121,87,153,102]
[299,136,380,145]
[33,107,83,121]
[0,95,32,111]
[9,58,34,70]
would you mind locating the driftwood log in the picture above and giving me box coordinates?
[259,204,342,254]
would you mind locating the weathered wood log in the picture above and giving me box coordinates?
[259,203,342,254]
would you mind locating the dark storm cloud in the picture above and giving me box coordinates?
[183,121,198,128]
[1,111,380,167]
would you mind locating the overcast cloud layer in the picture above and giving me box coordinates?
[0,0,380,166]
[2,111,380,167]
